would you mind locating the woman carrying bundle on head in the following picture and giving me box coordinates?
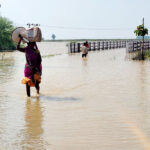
[17,35,42,97]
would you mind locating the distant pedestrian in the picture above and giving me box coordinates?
[81,42,89,58]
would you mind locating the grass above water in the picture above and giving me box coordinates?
[144,50,150,59]
[131,50,150,60]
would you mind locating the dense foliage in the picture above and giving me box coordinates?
[134,24,148,37]
[0,16,16,51]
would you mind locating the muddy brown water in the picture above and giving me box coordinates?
[0,42,150,150]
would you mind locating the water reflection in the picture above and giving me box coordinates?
[22,98,45,150]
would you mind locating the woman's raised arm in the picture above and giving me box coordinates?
[16,35,25,52]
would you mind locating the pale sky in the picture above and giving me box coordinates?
[0,0,150,39]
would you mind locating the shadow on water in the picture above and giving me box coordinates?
[30,95,79,102]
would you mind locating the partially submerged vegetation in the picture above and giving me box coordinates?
[133,18,148,60]
[145,50,150,59]
[131,50,150,60]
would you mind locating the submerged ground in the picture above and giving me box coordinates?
[0,42,150,150]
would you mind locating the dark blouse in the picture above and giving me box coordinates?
[17,44,42,69]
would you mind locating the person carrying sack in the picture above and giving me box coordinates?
[17,35,42,97]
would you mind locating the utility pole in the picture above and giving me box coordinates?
[27,23,31,28]
[143,17,144,42]
[32,24,40,27]
[141,17,145,60]
[27,23,40,28]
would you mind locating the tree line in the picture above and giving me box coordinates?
[0,16,16,51]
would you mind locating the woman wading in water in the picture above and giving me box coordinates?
[17,35,42,97]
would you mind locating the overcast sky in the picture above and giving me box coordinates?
[0,0,150,39]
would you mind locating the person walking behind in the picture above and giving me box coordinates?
[81,42,88,58]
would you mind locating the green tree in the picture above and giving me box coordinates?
[134,23,148,60]
[134,24,148,37]
[0,16,16,51]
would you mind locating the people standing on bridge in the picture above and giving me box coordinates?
[81,41,89,58]
[17,35,42,97]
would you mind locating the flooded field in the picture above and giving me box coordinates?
[0,42,150,150]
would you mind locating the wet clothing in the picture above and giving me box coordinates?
[81,45,88,57]
[17,43,42,87]
[82,53,87,58]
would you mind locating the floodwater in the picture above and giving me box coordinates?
[0,42,150,150]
